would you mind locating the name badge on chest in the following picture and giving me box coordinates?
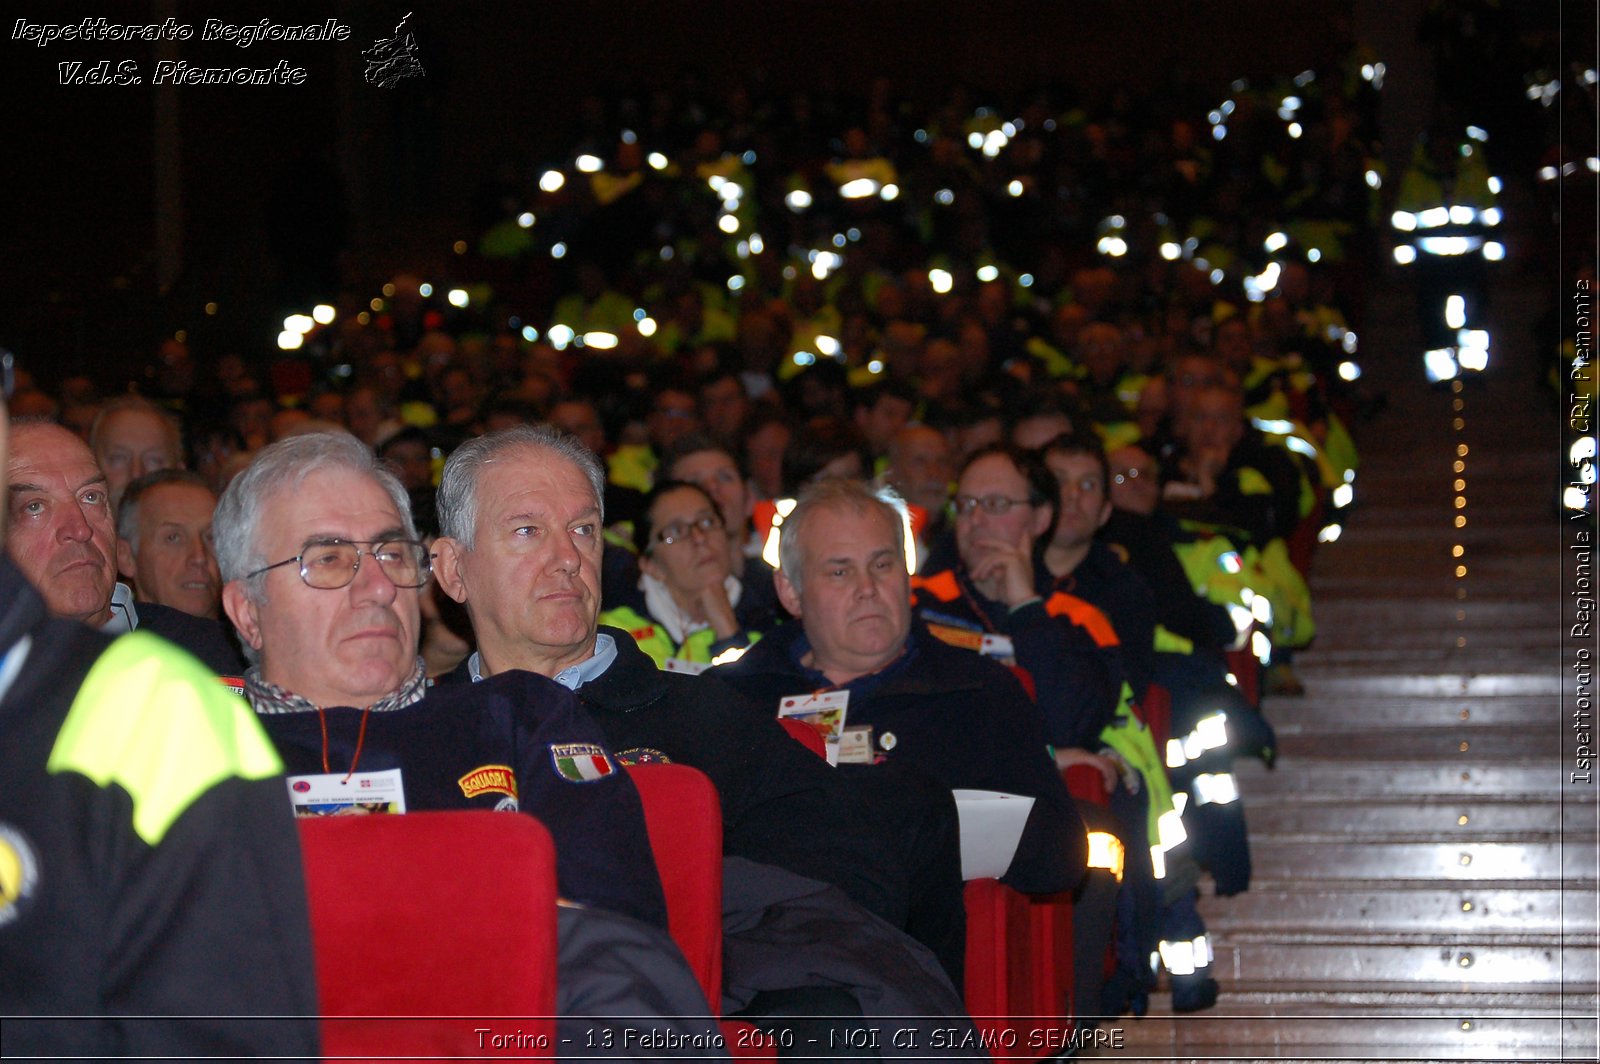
[778,689,850,766]
[285,768,406,816]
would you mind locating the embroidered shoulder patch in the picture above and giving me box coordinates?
[549,743,617,783]
[615,747,672,766]
[458,764,518,801]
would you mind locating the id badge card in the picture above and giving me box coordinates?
[979,633,1016,663]
[286,768,406,816]
[661,657,709,675]
[837,725,875,765]
[778,689,850,766]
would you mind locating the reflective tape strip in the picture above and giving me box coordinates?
[1193,772,1240,806]
[1087,830,1125,881]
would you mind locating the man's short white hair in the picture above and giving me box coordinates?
[777,477,909,595]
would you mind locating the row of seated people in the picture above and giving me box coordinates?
[6,337,1318,1036]
[4,417,1132,1057]
[34,336,1321,716]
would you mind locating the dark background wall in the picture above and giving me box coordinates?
[0,0,1567,384]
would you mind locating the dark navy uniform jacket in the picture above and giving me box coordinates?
[1050,540,1159,701]
[912,562,1122,751]
[256,669,668,930]
[712,621,1087,897]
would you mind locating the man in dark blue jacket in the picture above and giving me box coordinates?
[710,476,1087,897]
[213,431,720,1048]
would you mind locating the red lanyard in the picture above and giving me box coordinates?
[316,704,374,781]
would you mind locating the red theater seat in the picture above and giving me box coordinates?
[628,763,776,1060]
[298,811,558,1057]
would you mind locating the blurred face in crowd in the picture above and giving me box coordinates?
[1181,387,1245,456]
[381,438,433,492]
[954,452,1051,573]
[743,420,790,500]
[269,408,311,442]
[94,406,180,506]
[648,389,701,453]
[669,447,750,535]
[1011,412,1073,451]
[1043,449,1111,553]
[1167,355,1228,421]
[224,468,422,708]
[1212,317,1254,373]
[885,425,953,517]
[309,392,346,424]
[7,422,118,625]
[1077,323,1125,386]
[344,387,385,445]
[1107,446,1161,516]
[638,484,730,602]
[548,400,607,456]
[698,376,749,443]
[117,480,222,619]
[434,448,604,678]
[855,393,915,455]
[231,397,275,451]
[776,501,911,684]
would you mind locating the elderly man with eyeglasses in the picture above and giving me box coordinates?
[213,432,722,1047]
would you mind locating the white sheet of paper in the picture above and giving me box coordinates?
[952,788,1035,880]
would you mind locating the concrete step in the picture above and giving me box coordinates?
[1103,1014,1596,1053]
[1272,727,1559,761]
[1234,760,1576,799]
[1199,887,1598,934]
[1093,1022,1596,1063]
[1264,697,1559,729]
[1206,940,1596,988]
[1240,797,1595,839]
[1274,674,1561,697]
[1243,840,1592,883]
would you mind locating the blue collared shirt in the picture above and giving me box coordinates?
[466,631,618,691]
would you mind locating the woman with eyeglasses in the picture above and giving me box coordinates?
[597,480,774,671]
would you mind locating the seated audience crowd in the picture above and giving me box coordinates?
[3,60,1400,1054]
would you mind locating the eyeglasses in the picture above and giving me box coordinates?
[654,513,724,547]
[1058,475,1105,495]
[1112,466,1157,486]
[954,494,1036,517]
[1,349,14,402]
[247,538,432,589]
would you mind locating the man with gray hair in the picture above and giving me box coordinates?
[89,396,183,509]
[214,432,722,1043]
[713,477,1089,896]
[114,469,222,621]
[432,426,982,1042]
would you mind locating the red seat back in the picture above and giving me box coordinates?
[298,811,557,1056]
[627,763,724,1006]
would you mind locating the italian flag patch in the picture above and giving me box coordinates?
[550,743,616,783]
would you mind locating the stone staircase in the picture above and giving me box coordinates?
[1084,276,1598,1061]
